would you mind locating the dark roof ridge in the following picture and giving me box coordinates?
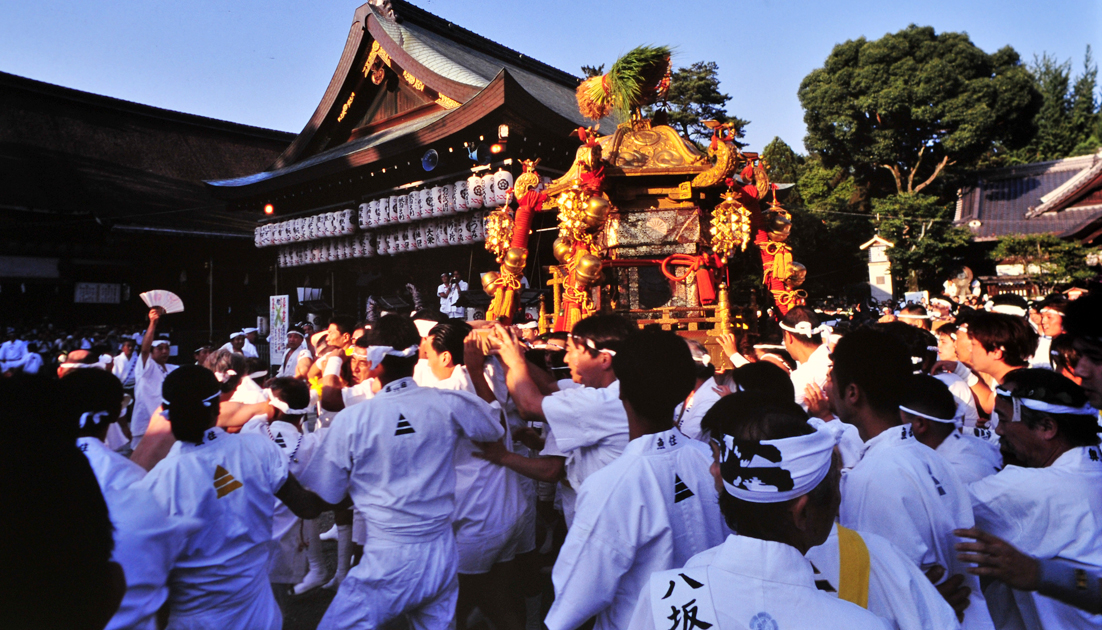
[383,0,582,88]
[0,70,296,143]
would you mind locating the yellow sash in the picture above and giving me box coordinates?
[837,525,871,609]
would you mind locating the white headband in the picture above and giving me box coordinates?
[59,362,104,371]
[569,334,617,356]
[713,421,843,503]
[78,411,111,428]
[413,319,439,338]
[214,369,237,383]
[988,303,1027,317]
[151,340,170,347]
[779,321,826,338]
[1039,307,1064,316]
[899,405,958,424]
[263,388,311,416]
[693,353,712,366]
[160,390,221,419]
[994,387,1097,420]
[753,344,786,350]
[897,312,934,319]
[365,344,420,368]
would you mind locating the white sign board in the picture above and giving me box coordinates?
[269,295,288,365]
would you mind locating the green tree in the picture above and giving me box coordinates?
[872,194,973,292]
[798,25,1040,200]
[580,64,604,79]
[1070,46,1101,156]
[654,61,749,147]
[989,233,1098,294]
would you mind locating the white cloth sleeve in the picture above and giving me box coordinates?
[323,355,343,376]
[541,387,607,452]
[298,413,353,504]
[448,390,505,443]
[840,468,935,569]
[864,531,962,630]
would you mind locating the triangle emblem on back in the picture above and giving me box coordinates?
[213,465,243,498]
[673,474,695,503]
[395,414,415,436]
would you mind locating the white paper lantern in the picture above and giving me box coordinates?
[481,173,498,208]
[467,173,485,209]
[463,212,482,243]
[412,223,424,250]
[407,190,421,221]
[428,186,443,216]
[423,220,438,248]
[455,180,469,212]
[362,234,375,258]
[358,204,370,229]
[457,214,473,243]
[390,196,404,224]
[435,219,449,247]
[419,189,434,218]
[445,216,461,245]
[494,169,513,206]
[341,209,355,235]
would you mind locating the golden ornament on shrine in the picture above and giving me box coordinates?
[483,210,514,262]
[574,252,603,285]
[553,237,574,264]
[785,261,807,289]
[502,247,527,276]
[709,193,753,259]
[582,195,612,228]
[481,271,501,296]
[766,211,792,243]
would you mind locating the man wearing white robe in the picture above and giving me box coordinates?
[131,309,176,449]
[781,306,832,411]
[967,369,1102,629]
[902,374,1002,485]
[481,314,634,526]
[545,331,725,630]
[672,339,723,442]
[830,328,994,630]
[276,327,311,379]
[630,392,891,630]
[300,315,504,629]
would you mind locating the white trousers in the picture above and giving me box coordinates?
[319,529,458,630]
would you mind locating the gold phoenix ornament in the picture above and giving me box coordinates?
[710,191,753,259]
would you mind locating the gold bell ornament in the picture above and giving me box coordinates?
[502,247,527,276]
[574,252,603,285]
[553,237,574,264]
[481,271,501,296]
[785,262,807,289]
[582,195,611,229]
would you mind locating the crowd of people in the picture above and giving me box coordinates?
[2,285,1101,630]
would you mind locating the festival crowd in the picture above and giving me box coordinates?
[2,286,1101,630]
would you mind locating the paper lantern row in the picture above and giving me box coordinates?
[276,213,489,268]
[256,170,544,249]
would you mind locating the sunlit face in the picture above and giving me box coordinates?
[231,336,245,351]
[937,333,957,362]
[1073,338,1102,409]
[286,333,303,349]
[564,338,607,386]
[954,326,974,366]
[993,391,1047,467]
[327,324,350,349]
[424,343,454,381]
[1040,311,1064,337]
[350,348,371,385]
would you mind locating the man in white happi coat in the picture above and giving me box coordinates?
[238,377,326,600]
[131,308,176,449]
[672,339,723,442]
[965,369,1102,629]
[275,326,311,379]
[242,327,261,359]
[299,315,505,629]
[138,366,329,630]
[630,391,891,630]
[417,321,528,630]
[545,331,725,630]
[902,374,1002,484]
[481,314,635,526]
[830,328,995,630]
[781,306,833,411]
[61,368,200,630]
[218,330,248,356]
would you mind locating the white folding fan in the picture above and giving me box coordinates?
[140,290,185,314]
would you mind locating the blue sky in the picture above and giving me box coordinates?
[1,0,1098,152]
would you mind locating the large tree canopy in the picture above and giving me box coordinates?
[799,25,1041,198]
[658,61,749,147]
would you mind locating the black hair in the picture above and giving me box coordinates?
[900,304,928,316]
[1064,292,1102,341]
[428,321,473,365]
[269,377,310,413]
[900,374,957,421]
[1049,333,1080,375]
[781,306,822,346]
[728,361,796,403]
[613,330,696,431]
[0,377,116,629]
[328,315,358,337]
[831,327,911,417]
[967,312,1038,367]
[412,309,449,325]
[1001,369,1100,447]
[570,313,635,356]
[59,369,125,438]
[358,314,420,378]
[873,321,938,374]
[702,391,835,536]
[204,349,246,394]
[162,366,221,444]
